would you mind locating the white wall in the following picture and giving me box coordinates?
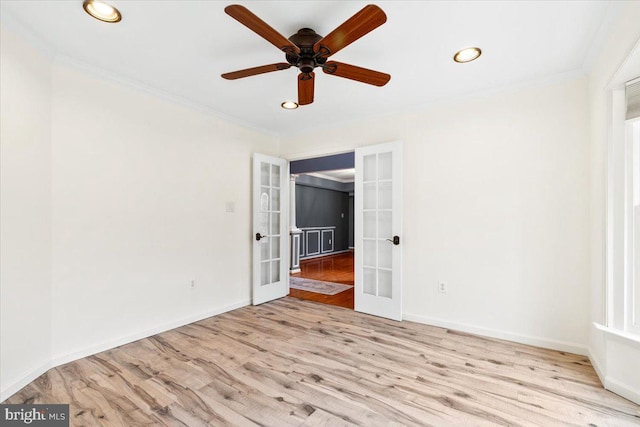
[587,1,640,404]
[0,24,279,399]
[281,76,591,354]
[0,28,53,395]
[50,64,279,363]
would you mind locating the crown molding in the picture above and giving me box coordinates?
[580,2,624,73]
[0,10,56,60]
[52,55,279,139]
[281,67,588,139]
[1,14,278,140]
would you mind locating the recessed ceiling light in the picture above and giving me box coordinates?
[453,47,482,63]
[83,0,122,23]
[281,101,298,110]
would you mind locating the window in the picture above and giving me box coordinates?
[607,78,640,337]
[625,119,640,334]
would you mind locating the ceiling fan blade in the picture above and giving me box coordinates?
[298,72,315,105]
[313,5,386,58]
[225,5,300,56]
[322,61,390,86]
[221,63,291,80]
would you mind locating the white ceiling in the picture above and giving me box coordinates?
[1,1,614,135]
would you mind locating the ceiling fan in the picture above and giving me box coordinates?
[221,4,391,106]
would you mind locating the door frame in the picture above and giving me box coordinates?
[286,142,403,318]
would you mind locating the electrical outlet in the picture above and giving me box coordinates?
[438,282,447,293]
[190,280,196,289]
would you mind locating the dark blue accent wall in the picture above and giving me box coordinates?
[290,152,354,174]
[296,185,350,252]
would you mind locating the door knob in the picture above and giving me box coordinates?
[256,233,266,241]
[386,236,400,245]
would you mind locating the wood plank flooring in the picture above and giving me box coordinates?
[292,251,354,285]
[290,252,354,309]
[288,285,354,309]
[5,298,640,426]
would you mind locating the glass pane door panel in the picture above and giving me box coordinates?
[271,260,280,282]
[363,154,376,181]
[363,239,376,267]
[260,188,270,211]
[270,213,280,235]
[260,239,270,261]
[261,162,270,186]
[260,212,269,237]
[363,183,377,209]
[260,261,270,286]
[378,152,392,180]
[378,242,392,269]
[271,236,280,259]
[378,211,392,239]
[363,267,376,295]
[271,164,280,188]
[378,181,392,209]
[378,269,392,298]
[363,212,377,238]
[271,188,280,211]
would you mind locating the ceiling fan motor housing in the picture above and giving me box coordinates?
[286,28,327,73]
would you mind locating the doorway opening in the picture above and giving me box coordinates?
[288,153,355,309]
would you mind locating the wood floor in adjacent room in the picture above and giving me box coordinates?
[5,298,640,426]
[290,251,355,309]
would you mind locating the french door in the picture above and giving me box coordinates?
[354,141,403,320]
[252,154,289,305]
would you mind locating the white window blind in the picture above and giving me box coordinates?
[627,78,640,120]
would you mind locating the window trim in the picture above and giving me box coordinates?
[625,120,640,334]
[606,87,640,337]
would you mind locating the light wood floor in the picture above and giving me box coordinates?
[5,298,640,426]
[290,252,355,309]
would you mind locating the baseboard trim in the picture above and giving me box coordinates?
[589,349,640,404]
[604,376,640,405]
[588,349,606,386]
[51,299,251,368]
[1,299,250,402]
[0,361,52,403]
[403,313,588,356]
[588,324,640,405]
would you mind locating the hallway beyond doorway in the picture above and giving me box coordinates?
[290,251,354,309]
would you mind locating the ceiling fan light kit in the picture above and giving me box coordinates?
[221,4,391,107]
